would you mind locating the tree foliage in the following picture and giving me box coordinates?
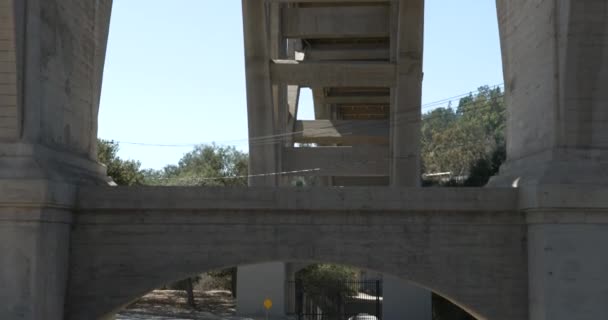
[97,139,145,186]
[143,144,248,186]
[296,264,358,313]
[421,86,506,185]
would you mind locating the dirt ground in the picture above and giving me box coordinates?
[116,289,248,320]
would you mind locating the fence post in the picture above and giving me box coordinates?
[376,280,381,319]
[296,279,303,320]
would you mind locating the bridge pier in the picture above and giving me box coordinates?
[495,0,608,319]
[0,0,112,319]
[0,190,73,320]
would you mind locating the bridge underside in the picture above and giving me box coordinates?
[66,187,526,320]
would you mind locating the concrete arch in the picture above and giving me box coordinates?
[66,187,527,320]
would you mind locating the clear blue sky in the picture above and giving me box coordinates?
[98,1,504,170]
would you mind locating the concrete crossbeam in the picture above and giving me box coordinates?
[282,146,389,176]
[293,120,389,145]
[305,47,390,61]
[271,60,396,87]
[282,6,389,39]
[332,176,389,186]
[324,95,390,105]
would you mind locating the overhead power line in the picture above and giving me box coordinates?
[104,84,505,148]
[144,167,321,183]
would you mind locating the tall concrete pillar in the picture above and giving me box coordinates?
[243,0,278,187]
[384,1,432,319]
[238,1,286,318]
[493,0,608,187]
[0,1,113,319]
[390,0,424,187]
[495,1,608,319]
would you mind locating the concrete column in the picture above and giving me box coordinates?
[0,192,74,320]
[383,275,432,320]
[237,262,287,319]
[390,0,424,187]
[495,1,608,319]
[243,0,279,187]
[383,1,431,319]
[387,0,430,317]
[0,1,113,319]
[525,208,608,320]
[492,0,608,187]
[0,0,112,183]
[239,2,286,318]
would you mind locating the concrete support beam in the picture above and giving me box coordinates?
[242,0,279,187]
[324,95,390,105]
[282,6,389,39]
[271,60,396,87]
[332,176,389,186]
[282,146,389,176]
[390,0,424,187]
[293,120,389,145]
[304,47,390,61]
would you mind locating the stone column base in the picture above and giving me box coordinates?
[0,179,77,320]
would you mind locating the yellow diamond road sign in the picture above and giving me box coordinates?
[264,298,272,310]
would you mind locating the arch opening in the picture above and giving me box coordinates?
[108,261,478,320]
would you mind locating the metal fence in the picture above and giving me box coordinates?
[287,280,382,320]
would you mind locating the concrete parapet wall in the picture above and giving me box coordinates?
[66,187,527,320]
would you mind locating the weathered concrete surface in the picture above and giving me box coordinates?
[282,6,390,39]
[493,2,608,319]
[270,60,396,87]
[390,0,424,187]
[383,274,431,320]
[0,0,112,184]
[236,263,286,318]
[66,187,526,320]
[0,2,111,320]
[242,0,278,187]
[282,146,389,177]
[527,214,608,320]
[0,180,76,320]
[0,0,19,140]
[493,0,608,186]
[293,120,389,145]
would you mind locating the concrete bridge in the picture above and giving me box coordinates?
[1,1,607,320]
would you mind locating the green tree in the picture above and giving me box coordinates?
[144,144,248,186]
[296,264,358,314]
[97,139,145,186]
[421,86,506,185]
